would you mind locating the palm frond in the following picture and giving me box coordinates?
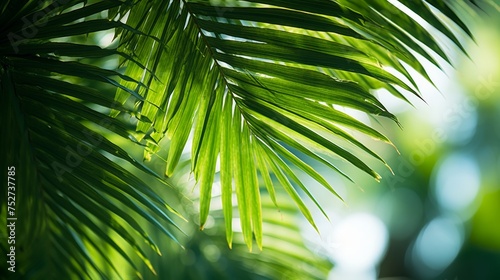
[1,0,182,278]
[115,0,478,249]
[129,185,333,280]
[1,1,483,277]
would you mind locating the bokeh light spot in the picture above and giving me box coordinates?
[409,216,464,278]
[329,213,388,270]
[433,153,480,215]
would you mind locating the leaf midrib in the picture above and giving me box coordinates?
[182,0,263,158]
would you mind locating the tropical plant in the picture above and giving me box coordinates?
[0,0,486,278]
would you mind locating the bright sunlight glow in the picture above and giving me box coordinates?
[329,213,388,275]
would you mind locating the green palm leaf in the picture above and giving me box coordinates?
[114,0,478,250]
[128,184,333,280]
[1,0,182,278]
[2,0,485,278]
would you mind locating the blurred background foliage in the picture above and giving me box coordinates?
[302,2,500,279]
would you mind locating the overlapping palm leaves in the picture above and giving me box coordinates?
[115,0,477,250]
[131,186,333,280]
[0,0,482,278]
[1,0,182,278]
